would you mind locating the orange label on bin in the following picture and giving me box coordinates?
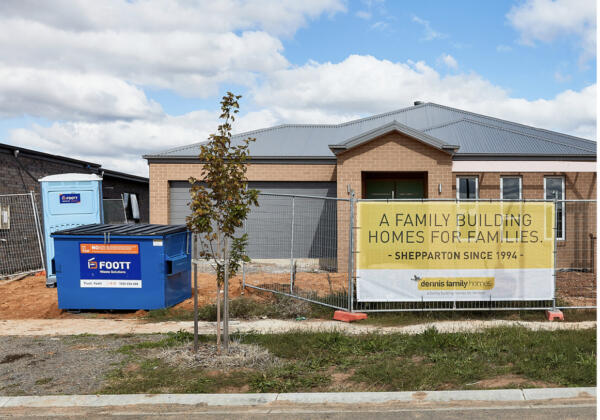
[80,244,139,254]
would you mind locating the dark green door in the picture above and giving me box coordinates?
[365,180,394,199]
[395,179,424,198]
[365,179,424,199]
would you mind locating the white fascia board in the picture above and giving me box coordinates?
[452,160,597,173]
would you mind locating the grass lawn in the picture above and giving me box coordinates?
[101,326,596,394]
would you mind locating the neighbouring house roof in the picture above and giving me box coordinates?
[144,102,596,161]
[0,142,149,183]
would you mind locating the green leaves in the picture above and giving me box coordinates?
[186,92,258,285]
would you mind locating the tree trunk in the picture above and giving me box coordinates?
[223,238,230,352]
[216,284,222,354]
[193,235,198,353]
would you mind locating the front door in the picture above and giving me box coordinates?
[365,178,425,199]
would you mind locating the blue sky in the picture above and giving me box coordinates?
[0,0,595,175]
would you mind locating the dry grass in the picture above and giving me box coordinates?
[157,340,279,371]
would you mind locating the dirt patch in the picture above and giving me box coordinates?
[411,355,426,364]
[0,272,340,320]
[219,384,250,393]
[473,374,556,389]
[123,363,140,373]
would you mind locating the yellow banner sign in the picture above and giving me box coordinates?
[357,201,555,271]
[356,201,555,302]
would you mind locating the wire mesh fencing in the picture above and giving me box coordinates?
[0,192,45,279]
[352,199,597,313]
[192,194,596,313]
[554,200,596,309]
[241,193,351,310]
[103,198,127,224]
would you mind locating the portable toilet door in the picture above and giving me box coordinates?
[39,173,103,287]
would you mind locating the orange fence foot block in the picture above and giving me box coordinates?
[546,309,564,321]
[333,310,368,322]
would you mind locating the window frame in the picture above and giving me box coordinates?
[456,176,479,200]
[544,176,565,240]
[500,176,522,200]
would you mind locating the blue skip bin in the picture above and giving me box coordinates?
[52,224,191,310]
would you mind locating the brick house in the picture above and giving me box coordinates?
[144,102,596,279]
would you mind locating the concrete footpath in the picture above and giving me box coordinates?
[0,318,595,336]
[0,387,595,408]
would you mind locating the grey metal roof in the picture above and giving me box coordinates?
[329,120,459,155]
[424,119,595,156]
[144,102,596,160]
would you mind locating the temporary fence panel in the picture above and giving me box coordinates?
[242,193,350,310]
[352,199,596,312]
[191,192,595,313]
[0,192,45,278]
[554,200,596,309]
[103,198,127,224]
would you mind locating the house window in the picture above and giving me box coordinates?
[544,177,565,240]
[501,177,521,200]
[457,177,478,199]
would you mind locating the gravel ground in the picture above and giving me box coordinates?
[0,335,161,396]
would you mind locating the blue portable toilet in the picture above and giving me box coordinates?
[39,173,103,287]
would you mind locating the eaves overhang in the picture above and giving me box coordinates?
[144,155,338,164]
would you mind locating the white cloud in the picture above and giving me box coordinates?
[7,54,596,177]
[0,66,162,121]
[0,0,347,175]
[6,106,280,176]
[0,0,346,37]
[507,0,596,65]
[252,54,596,139]
[411,15,447,41]
[0,0,346,118]
[1,1,595,178]
[438,53,458,69]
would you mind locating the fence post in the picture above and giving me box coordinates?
[29,191,45,272]
[347,190,355,312]
[552,196,558,310]
[241,218,246,295]
[193,233,199,353]
[290,195,295,294]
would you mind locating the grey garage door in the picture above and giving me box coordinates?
[168,181,337,259]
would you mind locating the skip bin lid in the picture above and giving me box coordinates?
[52,223,188,236]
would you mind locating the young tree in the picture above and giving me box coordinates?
[187,92,258,353]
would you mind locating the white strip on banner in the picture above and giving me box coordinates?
[356,201,555,302]
[356,268,553,302]
[80,279,142,288]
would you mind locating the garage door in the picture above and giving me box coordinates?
[168,181,337,259]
